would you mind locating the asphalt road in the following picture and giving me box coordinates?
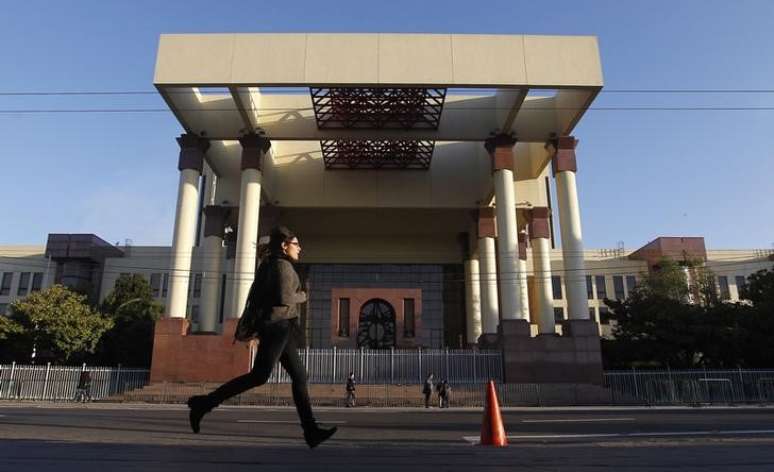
[1,404,774,471]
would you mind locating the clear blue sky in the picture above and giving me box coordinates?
[1,0,772,251]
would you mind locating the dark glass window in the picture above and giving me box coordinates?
[150,273,161,298]
[613,276,625,300]
[162,273,169,298]
[626,275,637,295]
[552,276,563,300]
[586,275,593,300]
[0,303,7,315]
[338,298,350,337]
[190,305,200,323]
[1,273,13,296]
[553,307,564,322]
[31,273,43,292]
[193,273,202,298]
[17,272,30,296]
[589,307,596,320]
[595,275,607,299]
[403,298,415,338]
[718,276,730,300]
[599,306,611,325]
[735,276,747,299]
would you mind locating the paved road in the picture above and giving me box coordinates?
[1,404,774,471]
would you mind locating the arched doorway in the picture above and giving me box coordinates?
[357,298,396,349]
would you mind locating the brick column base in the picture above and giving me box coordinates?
[149,318,254,383]
[500,319,603,384]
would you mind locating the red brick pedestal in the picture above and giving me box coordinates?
[499,319,603,385]
[149,318,254,383]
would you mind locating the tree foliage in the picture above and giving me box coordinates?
[92,274,163,367]
[5,285,113,363]
[603,261,774,369]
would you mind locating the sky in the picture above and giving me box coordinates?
[1,0,773,251]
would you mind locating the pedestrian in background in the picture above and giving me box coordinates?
[422,373,435,408]
[345,371,356,407]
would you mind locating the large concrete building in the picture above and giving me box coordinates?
[2,33,772,383]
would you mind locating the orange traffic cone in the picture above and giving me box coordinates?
[480,380,507,446]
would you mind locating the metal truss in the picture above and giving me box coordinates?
[321,139,435,170]
[310,87,446,129]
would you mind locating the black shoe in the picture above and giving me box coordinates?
[187,395,214,434]
[304,425,338,449]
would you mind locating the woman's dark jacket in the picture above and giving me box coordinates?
[234,255,307,341]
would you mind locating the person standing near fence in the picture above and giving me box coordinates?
[74,370,91,403]
[345,371,356,407]
[438,379,450,408]
[186,226,337,449]
[423,373,435,408]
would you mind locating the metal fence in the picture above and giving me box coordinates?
[604,369,774,405]
[261,347,504,385]
[0,363,149,401]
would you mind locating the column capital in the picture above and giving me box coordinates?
[546,135,578,175]
[176,133,209,173]
[517,231,528,260]
[527,206,551,240]
[484,133,517,172]
[202,205,231,239]
[239,133,271,171]
[477,207,497,239]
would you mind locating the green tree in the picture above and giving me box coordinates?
[7,285,113,363]
[94,274,163,367]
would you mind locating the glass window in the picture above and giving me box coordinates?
[718,276,730,300]
[1,273,13,296]
[553,307,564,322]
[193,273,202,298]
[162,273,169,298]
[595,275,607,299]
[31,273,43,292]
[613,276,625,300]
[735,275,747,299]
[17,272,30,296]
[0,303,7,315]
[586,275,593,300]
[626,275,637,295]
[599,306,611,325]
[588,306,596,320]
[150,273,161,298]
[403,298,415,338]
[338,298,350,337]
[552,276,563,300]
[190,305,200,323]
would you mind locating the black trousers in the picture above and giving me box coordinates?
[208,318,315,427]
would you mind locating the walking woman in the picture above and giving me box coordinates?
[187,226,337,448]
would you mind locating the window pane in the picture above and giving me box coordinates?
[626,275,637,295]
[17,272,30,296]
[553,307,564,322]
[552,276,563,300]
[586,275,593,300]
[193,273,202,298]
[595,275,607,299]
[31,273,43,292]
[162,273,169,298]
[735,276,747,299]
[599,307,611,325]
[588,306,596,320]
[718,276,730,300]
[338,298,350,337]
[191,305,200,323]
[1,273,13,296]
[150,273,161,298]
[403,298,415,338]
[613,276,625,300]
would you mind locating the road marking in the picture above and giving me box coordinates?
[521,417,636,423]
[237,420,347,424]
[463,429,774,443]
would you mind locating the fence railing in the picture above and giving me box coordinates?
[0,363,149,401]
[604,369,774,404]
[263,347,504,385]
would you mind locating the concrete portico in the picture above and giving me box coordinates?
[151,32,605,385]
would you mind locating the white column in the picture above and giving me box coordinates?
[200,206,227,332]
[464,257,482,344]
[478,236,499,335]
[167,134,207,319]
[530,208,555,334]
[230,134,269,319]
[551,137,589,320]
